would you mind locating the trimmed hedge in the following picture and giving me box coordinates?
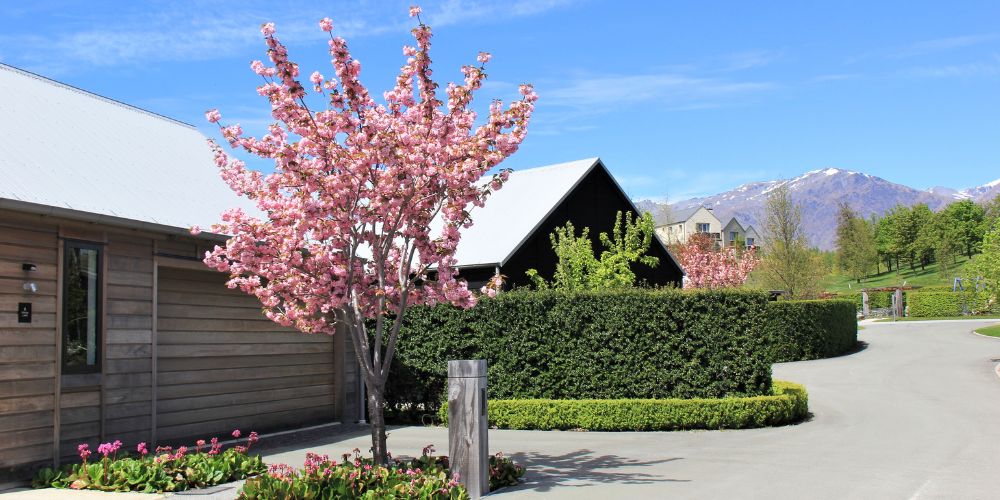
[438,381,808,431]
[908,291,964,317]
[387,289,773,422]
[763,300,857,362]
[839,291,895,310]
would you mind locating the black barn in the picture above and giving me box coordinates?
[454,158,684,289]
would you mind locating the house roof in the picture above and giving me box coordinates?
[0,63,253,236]
[666,205,717,225]
[450,158,683,275]
[450,158,599,268]
[723,217,745,232]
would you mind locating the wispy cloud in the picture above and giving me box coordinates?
[902,55,1000,78]
[849,33,1000,64]
[0,0,576,75]
[542,73,775,112]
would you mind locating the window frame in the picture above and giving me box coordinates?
[61,239,104,374]
[696,223,711,233]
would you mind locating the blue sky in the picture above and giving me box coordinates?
[4,0,1000,201]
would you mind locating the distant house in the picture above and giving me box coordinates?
[656,205,722,245]
[451,158,684,289]
[0,64,361,480]
[721,217,760,249]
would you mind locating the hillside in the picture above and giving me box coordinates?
[638,169,999,250]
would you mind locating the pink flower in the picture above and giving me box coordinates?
[477,52,491,64]
[205,109,221,124]
[248,431,259,445]
[261,22,276,36]
[137,442,148,456]
[319,17,333,32]
[78,444,91,461]
[310,71,324,85]
[232,429,242,438]
[196,439,206,450]
[409,5,421,17]
[189,225,202,235]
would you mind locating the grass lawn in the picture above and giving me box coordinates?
[974,324,1000,338]
[874,315,1000,322]
[822,256,971,293]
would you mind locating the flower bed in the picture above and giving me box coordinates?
[439,381,808,431]
[32,430,265,493]
[238,446,523,499]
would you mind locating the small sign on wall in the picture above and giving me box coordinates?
[17,303,31,323]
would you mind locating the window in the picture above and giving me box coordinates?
[696,223,711,233]
[63,241,102,373]
[746,237,755,247]
[729,231,737,241]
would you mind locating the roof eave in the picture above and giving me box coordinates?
[0,198,229,242]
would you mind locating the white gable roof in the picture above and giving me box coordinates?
[0,64,253,234]
[451,158,599,268]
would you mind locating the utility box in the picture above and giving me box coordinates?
[448,359,489,498]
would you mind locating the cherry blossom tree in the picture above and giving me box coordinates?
[197,6,536,463]
[676,234,758,289]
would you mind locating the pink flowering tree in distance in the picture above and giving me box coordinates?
[677,234,759,289]
[198,6,536,463]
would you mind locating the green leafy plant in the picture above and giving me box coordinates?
[33,431,265,493]
[439,381,808,431]
[527,211,659,290]
[763,300,857,362]
[238,446,524,499]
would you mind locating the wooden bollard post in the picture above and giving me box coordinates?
[861,290,870,318]
[448,360,489,498]
[894,289,904,318]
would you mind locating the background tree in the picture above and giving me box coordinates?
[755,184,825,298]
[528,211,659,290]
[201,9,537,463]
[928,209,963,278]
[965,226,1000,312]
[835,203,878,282]
[677,233,759,288]
[984,194,1000,230]
[939,199,985,258]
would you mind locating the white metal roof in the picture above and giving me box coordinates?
[0,64,254,235]
[450,158,600,267]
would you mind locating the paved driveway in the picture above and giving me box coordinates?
[262,320,1000,499]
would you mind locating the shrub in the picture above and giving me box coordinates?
[439,381,807,431]
[838,291,896,311]
[389,289,773,422]
[763,300,857,362]
[33,431,264,493]
[907,291,994,317]
[908,291,964,317]
[238,447,523,499]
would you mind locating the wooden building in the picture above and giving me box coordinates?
[0,64,360,483]
[450,158,684,289]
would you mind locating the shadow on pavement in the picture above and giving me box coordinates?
[499,448,688,494]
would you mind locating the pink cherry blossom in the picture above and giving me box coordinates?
[409,5,422,17]
[189,225,202,235]
[319,17,333,32]
[477,51,491,64]
[203,6,535,464]
[205,109,221,123]
[677,234,759,289]
[261,22,275,36]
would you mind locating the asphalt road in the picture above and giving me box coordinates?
[262,320,1000,499]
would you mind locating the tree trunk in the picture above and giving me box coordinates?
[366,381,389,464]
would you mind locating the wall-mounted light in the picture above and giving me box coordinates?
[22,263,37,272]
[22,282,38,293]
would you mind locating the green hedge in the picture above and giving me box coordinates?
[839,291,895,310]
[387,289,773,422]
[438,381,807,431]
[908,291,964,317]
[763,300,857,362]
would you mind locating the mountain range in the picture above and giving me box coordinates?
[636,169,1000,251]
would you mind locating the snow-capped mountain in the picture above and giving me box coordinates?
[636,169,1000,251]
